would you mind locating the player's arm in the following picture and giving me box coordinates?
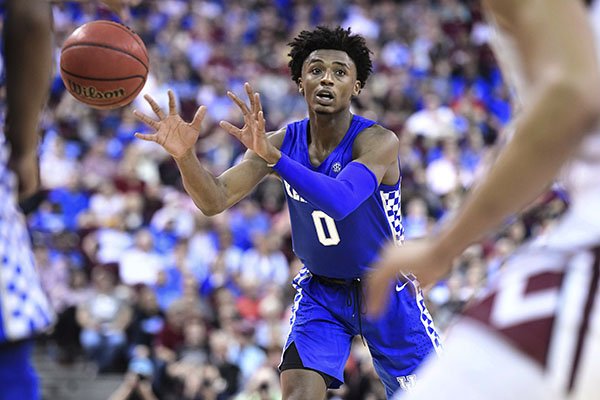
[271,126,398,220]
[270,125,398,220]
[433,0,600,261]
[367,0,600,316]
[134,90,283,216]
[173,129,285,215]
[4,0,52,199]
[220,82,399,220]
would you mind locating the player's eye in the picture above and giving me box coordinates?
[335,70,346,76]
[310,68,322,75]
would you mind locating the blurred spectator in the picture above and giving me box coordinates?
[47,175,90,230]
[152,300,187,397]
[76,266,132,372]
[425,138,463,196]
[109,344,158,400]
[153,241,186,311]
[165,319,210,399]
[405,92,457,140]
[254,290,287,349]
[187,214,219,280]
[127,286,165,351]
[208,330,241,397]
[89,181,127,226]
[237,232,289,288]
[228,199,271,251]
[50,267,92,363]
[80,138,121,188]
[40,135,78,189]
[228,321,267,385]
[234,366,281,400]
[402,196,431,239]
[119,229,165,286]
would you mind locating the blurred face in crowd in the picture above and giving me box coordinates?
[299,49,361,115]
[184,320,207,347]
[166,302,187,329]
[92,268,115,293]
[135,229,154,251]
[139,286,159,312]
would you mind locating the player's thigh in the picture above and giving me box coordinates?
[281,369,327,400]
[364,280,442,396]
[283,274,354,388]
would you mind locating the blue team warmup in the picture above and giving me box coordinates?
[275,115,442,398]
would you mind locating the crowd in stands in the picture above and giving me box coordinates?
[1,0,568,399]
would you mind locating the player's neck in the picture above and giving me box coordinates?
[307,109,354,150]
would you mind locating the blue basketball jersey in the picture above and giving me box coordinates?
[279,115,404,279]
[0,130,54,345]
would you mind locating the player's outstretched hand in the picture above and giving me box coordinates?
[99,0,140,21]
[366,238,453,317]
[220,82,280,165]
[133,90,207,159]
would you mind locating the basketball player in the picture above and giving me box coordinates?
[134,26,441,399]
[367,1,600,399]
[1,1,132,399]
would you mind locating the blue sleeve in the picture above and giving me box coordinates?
[272,153,378,220]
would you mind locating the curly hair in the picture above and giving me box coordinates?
[288,26,373,88]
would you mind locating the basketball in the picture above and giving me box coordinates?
[60,20,149,110]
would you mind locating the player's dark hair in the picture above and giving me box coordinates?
[288,26,373,88]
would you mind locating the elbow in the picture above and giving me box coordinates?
[190,196,224,216]
[329,207,352,221]
[581,89,600,130]
[196,203,223,217]
[573,82,600,130]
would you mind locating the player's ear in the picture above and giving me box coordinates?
[353,81,361,96]
[298,79,304,95]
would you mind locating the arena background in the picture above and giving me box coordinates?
[0,1,567,399]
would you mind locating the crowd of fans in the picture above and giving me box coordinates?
[1,0,568,399]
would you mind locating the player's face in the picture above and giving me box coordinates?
[299,49,361,114]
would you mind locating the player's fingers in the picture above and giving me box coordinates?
[168,90,177,115]
[118,6,131,22]
[227,91,251,115]
[245,82,258,114]
[189,106,207,132]
[144,94,166,120]
[257,111,266,132]
[255,92,263,114]
[134,132,157,143]
[219,121,243,139]
[133,110,160,130]
[100,1,130,22]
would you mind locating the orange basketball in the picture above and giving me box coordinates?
[60,20,149,110]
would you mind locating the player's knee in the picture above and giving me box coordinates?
[282,387,325,400]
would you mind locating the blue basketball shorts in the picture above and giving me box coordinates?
[0,340,39,400]
[280,267,442,398]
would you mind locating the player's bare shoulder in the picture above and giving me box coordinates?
[352,124,399,159]
[353,124,400,186]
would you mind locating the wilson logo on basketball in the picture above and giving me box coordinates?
[68,80,126,100]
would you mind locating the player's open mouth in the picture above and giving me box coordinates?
[316,90,335,104]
